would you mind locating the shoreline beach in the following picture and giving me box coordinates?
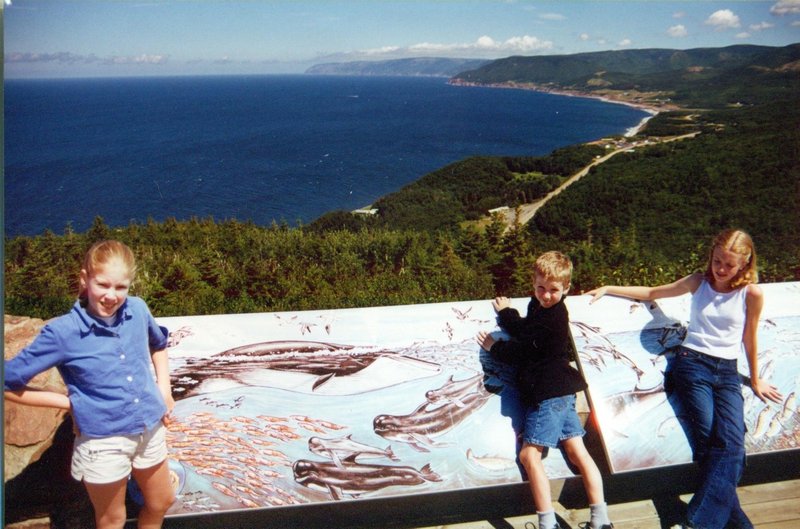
[449,79,678,137]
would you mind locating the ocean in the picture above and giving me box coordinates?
[3,75,649,237]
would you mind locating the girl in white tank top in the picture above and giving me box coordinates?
[587,229,783,529]
[681,279,748,360]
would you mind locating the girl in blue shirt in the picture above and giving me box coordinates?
[588,229,782,529]
[5,240,175,529]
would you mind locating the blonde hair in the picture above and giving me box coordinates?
[704,229,758,288]
[533,251,573,288]
[78,240,137,298]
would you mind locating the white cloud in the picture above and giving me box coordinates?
[705,9,741,30]
[362,46,402,56]
[503,35,553,51]
[618,38,632,47]
[539,13,566,21]
[475,36,497,49]
[579,33,590,41]
[134,54,168,64]
[673,11,686,19]
[736,32,751,39]
[5,51,168,65]
[749,22,775,31]
[770,0,800,15]
[5,52,85,63]
[668,24,688,38]
[340,35,553,61]
[108,54,168,65]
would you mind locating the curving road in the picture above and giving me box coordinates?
[499,132,700,229]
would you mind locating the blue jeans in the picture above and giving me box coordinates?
[672,347,752,529]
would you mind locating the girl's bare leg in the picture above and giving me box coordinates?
[131,459,175,529]
[84,478,128,529]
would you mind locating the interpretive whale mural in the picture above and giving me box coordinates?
[156,281,800,516]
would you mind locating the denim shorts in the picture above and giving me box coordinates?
[522,394,585,448]
[71,422,167,484]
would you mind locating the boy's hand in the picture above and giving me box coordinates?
[476,331,496,351]
[492,297,511,312]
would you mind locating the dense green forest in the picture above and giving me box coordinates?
[5,45,799,320]
[530,101,800,280]
[454,43,800,108]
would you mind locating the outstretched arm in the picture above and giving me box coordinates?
[587,273,701,303]
[4,387,70,410]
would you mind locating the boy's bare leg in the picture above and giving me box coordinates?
[562,436,604,504]
[563,436,612,528]
[519,443,553,511]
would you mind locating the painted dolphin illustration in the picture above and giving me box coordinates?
[373,388,491,452]
[308,435,399,468]
[170,340,441,397]
[292,459,441,500]
[425,373,484,407]
[465,448,518,473]
[603,383,668,439]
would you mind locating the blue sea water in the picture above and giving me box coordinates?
[4,75,649,237]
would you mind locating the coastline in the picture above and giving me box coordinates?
[449,79,675,137]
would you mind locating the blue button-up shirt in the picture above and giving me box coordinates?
[4,296,170,438]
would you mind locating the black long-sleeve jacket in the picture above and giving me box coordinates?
[490,296,587,406]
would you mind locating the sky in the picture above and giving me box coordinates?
[3,0,800,78]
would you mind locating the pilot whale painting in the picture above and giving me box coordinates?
[568,281,800,473]
[158,299,577,515]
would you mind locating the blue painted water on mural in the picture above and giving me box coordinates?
[4,75,649,236]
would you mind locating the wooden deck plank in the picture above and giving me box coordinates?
[741,498,800,526]
[556,499,659,527]
[736,478,800,503]
[410,479,800,529]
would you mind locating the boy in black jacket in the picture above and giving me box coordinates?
[477,251,612,529]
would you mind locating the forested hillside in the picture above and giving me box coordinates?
[454,43,800,108]
[368,144,605,231]
[530,100,800,288]
[5,45,799,320]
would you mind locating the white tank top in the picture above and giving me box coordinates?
[681,279,748,360]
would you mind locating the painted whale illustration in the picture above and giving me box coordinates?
[170,340,441,397]
[373,385,492,452]
[292,459,441,500]
[425,373,484,407]
[308,435,399,468]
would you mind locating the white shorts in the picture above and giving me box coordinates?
[71,423,168,484]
